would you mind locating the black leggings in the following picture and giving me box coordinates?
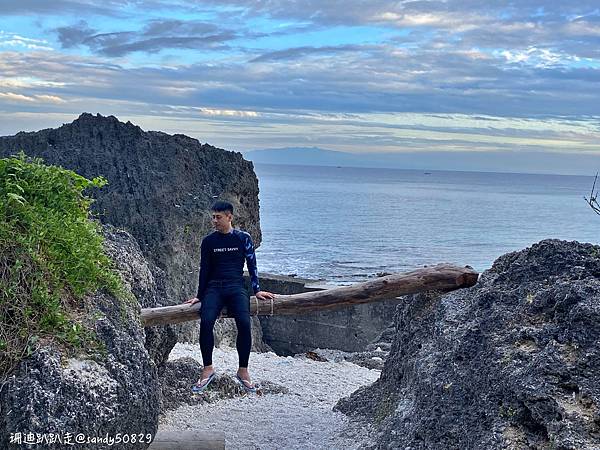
[199,280,252,367]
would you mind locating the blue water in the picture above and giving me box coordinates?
[253,164,600,284]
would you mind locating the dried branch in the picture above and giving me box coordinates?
[584,173,600,215]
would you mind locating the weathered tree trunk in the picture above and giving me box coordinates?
[141,264,478,327]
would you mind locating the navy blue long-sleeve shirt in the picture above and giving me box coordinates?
[196,229,261,300]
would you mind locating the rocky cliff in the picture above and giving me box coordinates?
[0,225,167,450]
[336,239,600,449]
[0,113,261,309]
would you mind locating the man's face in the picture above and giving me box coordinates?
[212,210,232,232]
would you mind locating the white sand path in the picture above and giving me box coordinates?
[159,343,381,449]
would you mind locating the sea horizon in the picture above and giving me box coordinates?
[251,161,599,179]
[253,163,600,284]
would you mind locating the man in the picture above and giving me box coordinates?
[185,200,275,393]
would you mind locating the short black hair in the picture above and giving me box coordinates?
[211,200,234,214]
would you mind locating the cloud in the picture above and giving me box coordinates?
[196,1,600,60]
[143,19,221,37]
[55,21,97,48]
[192,1,600,28]
[199,107,259,117]
[0,0,172,16]
[250,44,364,62]
[1,40,599,118]
[0,92,35,102]
[35,94,66,103]
[2,0,600,167]
[54,19,237,56]
[95,34,235,57]
[0,32,53,51]
[0,91,65,103]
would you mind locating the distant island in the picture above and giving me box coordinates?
[243,146,600,176]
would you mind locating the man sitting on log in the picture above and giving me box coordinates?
[185,200,275,393]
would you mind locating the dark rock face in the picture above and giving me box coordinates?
[336,240,600,450]
[257,275,402,355]
[0,226,163,450]
[0,113,261,310]
[100,224,177,371]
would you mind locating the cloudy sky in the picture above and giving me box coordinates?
[0,1,599,173]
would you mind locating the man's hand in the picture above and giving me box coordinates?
[184,297,201,306]
[255,291,275,301]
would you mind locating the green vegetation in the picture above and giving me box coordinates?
[499,404,518,419]
[0,152,124,378]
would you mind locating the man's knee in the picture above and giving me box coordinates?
[200,309,219,328]
[234,314,251,333]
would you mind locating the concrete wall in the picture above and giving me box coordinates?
[252,274,401,355]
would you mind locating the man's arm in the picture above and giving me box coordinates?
[196,237,211,300]
[241,232,260,294]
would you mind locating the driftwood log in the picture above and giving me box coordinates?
[141,263,478,327]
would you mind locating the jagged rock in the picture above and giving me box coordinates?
[0,113,262,343]
[100,224,177,371]
[159,357,204,412]
[0,228,164,449]
[159,358,289,413]
[336,239,600,449]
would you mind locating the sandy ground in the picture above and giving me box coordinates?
[159,343,381,449]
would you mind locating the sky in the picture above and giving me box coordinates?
[0,1,599,174]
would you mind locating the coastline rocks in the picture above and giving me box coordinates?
[0,227,163,449]
[336,239,600,449]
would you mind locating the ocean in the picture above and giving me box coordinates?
[252,164,600,284]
